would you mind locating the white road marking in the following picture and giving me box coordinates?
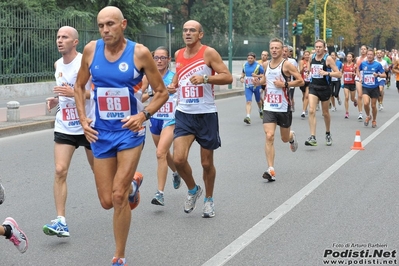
[202,112,399,266]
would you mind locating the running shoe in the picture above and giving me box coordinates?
[345,112,349,119]
[128,172,144,210]
[301,112,306,119]
[172,172,181,189]
[112,257,127,266]
[326,134,333,146]
[330,107,337,112]
[243,117,251,124]
[354,100,358,107]
[262,167,276,182]
[372,121,377,128]
[151,191,164,206]
[43,218,70,237]
[364,116,370,127]
[3,217,28,253]
[202,197,215,218]
[316,104,320,111]
[358,113,363,121]
[337,99,342,105]
[379,103,384,111]
[291,104,295,112]
[305,136,317,146]
[184,185,203,213]
[289,131,298,152]
[259,111,263,119]
[0,181,4,205]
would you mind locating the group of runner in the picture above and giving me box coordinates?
[240,39,397,181]
[242,43,397,129]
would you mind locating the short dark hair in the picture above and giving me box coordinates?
[247,52,256,58]
[314,39,326,47]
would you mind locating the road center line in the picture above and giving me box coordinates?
[203,112,399,266]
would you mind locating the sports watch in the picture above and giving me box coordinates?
[203,74,209,84]
[141,110,151,120]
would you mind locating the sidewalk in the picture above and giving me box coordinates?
[0,84,244,138]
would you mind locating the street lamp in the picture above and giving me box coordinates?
[167,14,173,58]
[323,0,329,41]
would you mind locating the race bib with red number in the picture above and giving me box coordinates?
[311,64,323,79]
[59,101,80,128]
[363,74,375,86]
[344,72,353,82]
[153,95,176,120]
[179,85,204,104]
[97,87,131,120]
[265,90,283,109]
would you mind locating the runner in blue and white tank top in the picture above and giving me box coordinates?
[74,7,169,265]
[239,52,264,124]
[357,49,386,128]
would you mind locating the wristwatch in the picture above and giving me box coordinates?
[141,110,151,120]
[147,90,154,97]
[203,74,209,84]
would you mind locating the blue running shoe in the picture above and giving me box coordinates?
[128,172,143,210]
[43,218,70,237]
[172,172,181,189]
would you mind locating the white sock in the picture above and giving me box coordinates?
[57,216,66,225]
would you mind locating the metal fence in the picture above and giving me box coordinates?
[139,24,271,61]
[0,6,270,86]
[0,7,99,85]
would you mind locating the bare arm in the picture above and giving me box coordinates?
[204,47,233,85]
[74,41,98,142]
[327,57,342,78]
[284,63,304,88]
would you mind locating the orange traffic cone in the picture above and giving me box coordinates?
[351,130,365,150]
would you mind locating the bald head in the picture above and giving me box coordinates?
[58,26,78,40]
[98,6,124,21]
[183,20,203,32]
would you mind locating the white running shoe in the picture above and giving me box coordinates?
[3,217,28,253]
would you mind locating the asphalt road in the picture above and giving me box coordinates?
[1,84,399,266]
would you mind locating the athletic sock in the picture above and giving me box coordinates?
[188,185,198,195]
[2,224,12,239]
[204,197,213,203]
[57,216,66,225]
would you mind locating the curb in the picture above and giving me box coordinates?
[0,118,54,138]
